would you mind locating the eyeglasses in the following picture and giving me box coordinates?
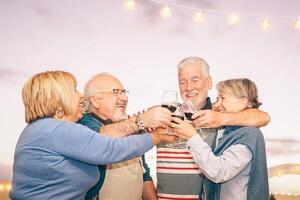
[94,89,129,96]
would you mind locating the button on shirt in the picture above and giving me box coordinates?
[186,128,252,200]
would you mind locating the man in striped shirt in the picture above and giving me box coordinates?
[156,56,270,200]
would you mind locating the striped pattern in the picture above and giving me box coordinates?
[157,147,201,174]
[156,147,202,200]
[156,128,217,200]
[157,193,199,200]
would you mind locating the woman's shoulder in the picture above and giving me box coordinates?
[235,126,264,142]
[224,126,263,139]
[225,126,260,134]
[239,126,261,133]
[33,118,93,134]
[55,119,93,132]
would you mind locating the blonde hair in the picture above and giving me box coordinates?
[177,56,210,77]
[22,71,77,123]
[216,78,262,108]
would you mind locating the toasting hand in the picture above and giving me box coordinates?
[150,128,177,144]
[141,106,173,129]
[170,117,197,141]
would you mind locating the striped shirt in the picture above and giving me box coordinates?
[156,128,217,200]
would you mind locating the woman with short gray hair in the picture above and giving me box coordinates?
[171,78,269,200]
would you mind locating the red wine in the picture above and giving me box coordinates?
[184,112,193,120]
[162,104,177,113]
[172,115,184,120]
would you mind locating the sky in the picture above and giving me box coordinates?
[0,0,300,194]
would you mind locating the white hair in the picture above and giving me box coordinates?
[83,72,112,113]
[177,56,210,77]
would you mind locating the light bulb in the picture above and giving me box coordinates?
[228,13,240,26]
[6,184,11,191]
[124,0,136,11]
[261,17,271,31]
[160,5,172,19]
[277,171,282,177]
[294,18,300,30]
[193,11,204,24]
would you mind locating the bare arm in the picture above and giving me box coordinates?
[192,108,270,128]
[100,106,173,138]
[220,108,270,127]
[142,181,158,200]
[100,117,138,138]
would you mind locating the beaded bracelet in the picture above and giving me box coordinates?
[135,114,145,133]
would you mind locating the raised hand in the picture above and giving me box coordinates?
[150,128,177,145]
[191,110,225,128]
[141,106,172,129]
[170,117,197,141]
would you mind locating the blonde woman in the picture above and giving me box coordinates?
[10,71,172,200]
[171,78,269,200]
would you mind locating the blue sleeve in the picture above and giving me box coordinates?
[48,121,154,165]
[141,154,153,182]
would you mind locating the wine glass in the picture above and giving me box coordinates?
[159,90,178,147]
[161,90,178,113]
[182,101,199,121]
[182,101,205,139]
[172,103,185,121]
[172,103,186,148]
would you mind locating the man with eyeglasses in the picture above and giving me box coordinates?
[78,73,173,200]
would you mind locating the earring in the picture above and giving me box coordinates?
[57,109,64,119]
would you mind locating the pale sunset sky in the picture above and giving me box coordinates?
[0,0,300,195]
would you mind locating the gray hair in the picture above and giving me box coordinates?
[177,56,210,77]
[83,72,112,113]
[216,78,262,108]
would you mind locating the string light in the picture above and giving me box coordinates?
[277,171,282,177]
[0,183,11,191]
[160,5,172,19]
[141,0,300,31]
[6,184,11,191]
[272,192,300,196]
[268,164,300,197]
[261,17,271,31]
[123,0,136,11]
[228,13,240,26]
[294,18,300,30]
[193,11,204,24]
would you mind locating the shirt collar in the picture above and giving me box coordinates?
[89,113,112,125]
[202,97,212,110]
[223,126,242,135]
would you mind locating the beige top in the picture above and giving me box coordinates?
[99,157,143,200]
